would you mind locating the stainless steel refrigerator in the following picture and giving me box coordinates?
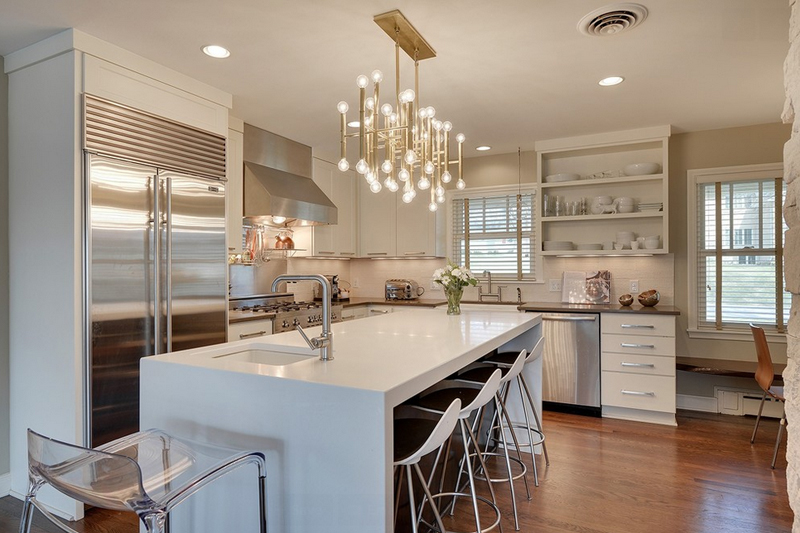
[86,154,227,446]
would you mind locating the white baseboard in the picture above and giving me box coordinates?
[677,394,718,413]
[0,473,10,496]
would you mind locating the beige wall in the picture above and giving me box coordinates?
[669,123,791,365]
[1,55,9,476]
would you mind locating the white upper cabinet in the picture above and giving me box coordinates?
[226,117,244,253]
[358,178,445,258]
[300,158,357,257]
[536,125,671,256]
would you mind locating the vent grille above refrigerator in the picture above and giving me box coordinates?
[83,94,226,179]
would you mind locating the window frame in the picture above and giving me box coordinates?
[447,184,542,283]
[687,162,787,342]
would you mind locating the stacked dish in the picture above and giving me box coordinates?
[643,235,660,249]
[617,197,635,213]
[623,163,661,176]
[638,202,663,212]
[576,243,603,250]
[615,231,636,248]
[545,173,581,183]
[543,241,574,251]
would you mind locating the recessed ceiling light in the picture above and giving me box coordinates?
[476,146,492,151]
[202,45,230,59]
[599,76,624,86]
[347,121,360,128]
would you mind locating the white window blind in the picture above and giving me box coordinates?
[451,191,535,280]
[696,177,789,332]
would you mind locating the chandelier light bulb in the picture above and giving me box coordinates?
[424,161,435,175]
[436,194,445,204]
[456,178,466,190]
[435,185,445,197]
[404,150,417,164]
[443,121,452,132]
[364,116,372,127]
[442,171,452,183]
[428,202,437,212]
[398,168,410,182]
[418,176,431,190]
[356,159,368,174]
[370,180,382,193]
[371,70,383,83]
[401,191,412,203]
[410,189,417,199]
[388,179,399,192]
[338,158,350,172]
[337,101,349,114]
[381,160,393,174]
[426,106,435,118]
[456,133,466,143]
[365,170,377,184]
[389,112,398,124]
[433,119,442,131]
[356,75,369,88]
[365,97,375,110]
[381,103,393,117]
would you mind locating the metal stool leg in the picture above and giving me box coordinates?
[751,391,767,444]
[772,414,786,469]
[519,374,549,466]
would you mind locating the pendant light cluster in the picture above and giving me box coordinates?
[336,10,465,212]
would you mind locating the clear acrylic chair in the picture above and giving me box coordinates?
[19,428,267,533]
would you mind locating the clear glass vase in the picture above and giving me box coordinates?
[445,285,464,315]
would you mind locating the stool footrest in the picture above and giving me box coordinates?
[425,492,502,533]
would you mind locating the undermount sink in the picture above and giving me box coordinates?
[215,349,313,366]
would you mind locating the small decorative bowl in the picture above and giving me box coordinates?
[638,290,660,307]
[619,294,634,306]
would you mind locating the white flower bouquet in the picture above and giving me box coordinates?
[433,261,477,315]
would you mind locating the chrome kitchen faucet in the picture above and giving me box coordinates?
[271,274,334,361]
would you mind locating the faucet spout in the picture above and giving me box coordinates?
[271,274,334,361]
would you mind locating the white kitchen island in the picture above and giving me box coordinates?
[140,307,542,533]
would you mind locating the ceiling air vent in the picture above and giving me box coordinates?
[577,3,648,37]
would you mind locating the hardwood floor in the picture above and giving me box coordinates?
[1,410,792,533]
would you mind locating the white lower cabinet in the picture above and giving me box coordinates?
[228,319,273,341]
[601,313,676,426]
[341,306,368,321]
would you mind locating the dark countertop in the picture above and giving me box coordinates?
[518,301,681,315]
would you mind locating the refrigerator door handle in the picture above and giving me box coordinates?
[164,177,173,353]
[153,175,162,354]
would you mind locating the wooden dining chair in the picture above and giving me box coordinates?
[749,324,786,469]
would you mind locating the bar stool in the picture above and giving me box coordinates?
[456,349,531,530]
[482,337,549,477]
[19,428,267,533]
[412,369,504,533]
[394,398,462,533]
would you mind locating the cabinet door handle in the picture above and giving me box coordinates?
[620,343,655,349]
[621,324,655,329]
[340,252,356,256]
[239,330,268,339]
[370,309,390,315]
[621,362,655,368]
[316,251,335,255]
[367,252,388,256]
[621,390,656,397]
[403,251,426,256]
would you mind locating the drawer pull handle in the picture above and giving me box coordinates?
[621,362,655,368]
[317,251,335,255]
[403,251,427,256]
[620,343,655,349]
[621,390,656,397]
[340,252,356,256]
[370,309,390,315]
[367,252,388,256]
[621,324,655,329]
[543,315,597,322]
[239,330,267,339]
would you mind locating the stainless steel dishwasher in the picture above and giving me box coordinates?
[540,312,601,416]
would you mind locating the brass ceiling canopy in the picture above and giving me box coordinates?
[373,10,436,61]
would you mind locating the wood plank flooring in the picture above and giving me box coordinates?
[0,410,792,533]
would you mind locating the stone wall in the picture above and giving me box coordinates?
[784,1,800,530]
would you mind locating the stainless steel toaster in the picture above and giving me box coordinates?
[385,279,425,300]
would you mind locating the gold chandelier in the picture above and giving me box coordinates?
[336,10,465,211]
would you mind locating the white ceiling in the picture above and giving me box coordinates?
[0,0,790,161]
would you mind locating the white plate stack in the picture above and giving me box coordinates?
[615,231,636,249]
[543,241,574,251]
[638,202,663,212]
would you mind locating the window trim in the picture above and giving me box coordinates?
[447,184,543,283]
[687,162,786,339]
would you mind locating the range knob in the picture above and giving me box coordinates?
[307,316,314,324]
[282,320,290,328]
[331,313,337,320]
[292,318,300,326]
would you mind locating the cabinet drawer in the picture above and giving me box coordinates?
[601,371,675,412]
[228,319,273,340]
[601,313,675,337]
[602,333,675,356]
[601,352,675,377]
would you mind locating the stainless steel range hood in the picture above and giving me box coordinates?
[243,123,337,227]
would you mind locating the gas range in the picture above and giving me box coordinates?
[229,294,343,334]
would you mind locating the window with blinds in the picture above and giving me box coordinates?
[451,190,536,279]
[695,176,789,332]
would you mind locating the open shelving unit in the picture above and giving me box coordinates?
[536,125,671,256]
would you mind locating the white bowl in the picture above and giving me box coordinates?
[644,241,660,250]
[617,197,634,204]
[623,163,661,176]
[595,195,613,205]
[545,173,580,183]
[618,205,635,213]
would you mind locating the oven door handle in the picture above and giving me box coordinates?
[542,315,597,322]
